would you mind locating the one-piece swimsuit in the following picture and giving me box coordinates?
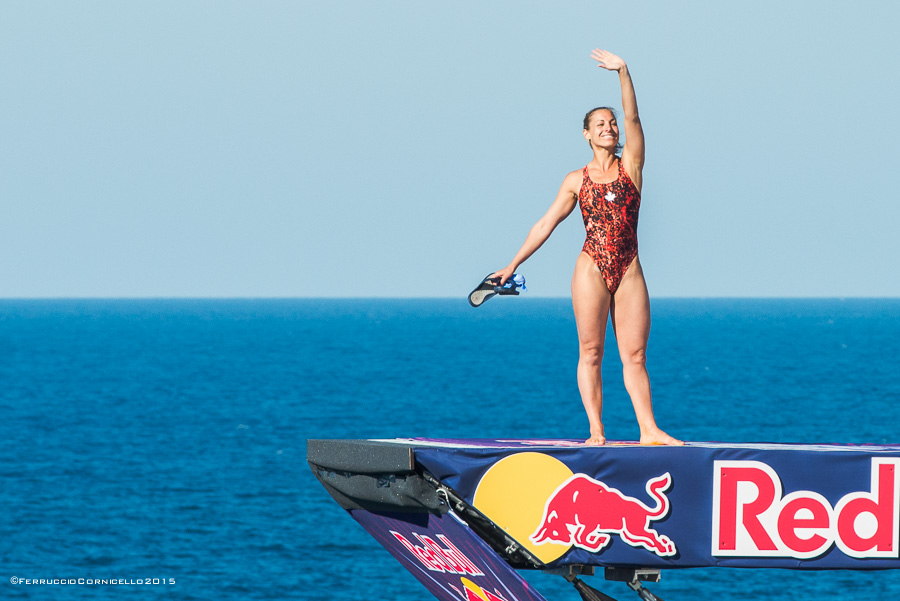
[577,158,641,294]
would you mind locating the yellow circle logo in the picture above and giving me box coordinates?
[472,452,574,563]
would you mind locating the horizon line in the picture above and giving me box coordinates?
[2,296,900,301]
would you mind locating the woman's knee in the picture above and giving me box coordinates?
[621,346,647,368]
[579,340,604,365]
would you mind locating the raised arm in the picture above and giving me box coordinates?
[492,170,582,285]
[591,49,645,188]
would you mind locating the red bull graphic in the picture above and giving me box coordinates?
[316,438,900,584]
[712,458,900,559]
[391,531,485,576]
[349,509,551,601]
[530,472,676,557]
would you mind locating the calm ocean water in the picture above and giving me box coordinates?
[2,298,900,600]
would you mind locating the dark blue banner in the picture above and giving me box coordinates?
[410,440,900,570]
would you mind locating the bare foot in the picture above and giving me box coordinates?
[585,430,606,445]
[640,428,684,446]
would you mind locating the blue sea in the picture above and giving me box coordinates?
[2,298,900,600]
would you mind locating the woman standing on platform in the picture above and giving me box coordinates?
[492,49,681,446]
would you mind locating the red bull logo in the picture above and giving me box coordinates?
[530,472,676,557]
[391,531,519,601]
[712,458,900,559]
[390,531,485,576]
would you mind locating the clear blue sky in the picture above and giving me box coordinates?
[3,1,898,297]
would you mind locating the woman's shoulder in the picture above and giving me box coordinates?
[564,167,587,184]
[561,168,587,194]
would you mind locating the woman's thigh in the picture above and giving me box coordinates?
[572,252,612,351]
[610,256,651,360]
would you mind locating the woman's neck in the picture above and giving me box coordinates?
[590,150,618,171]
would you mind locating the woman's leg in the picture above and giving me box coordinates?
[610,257,682,445]
[572,252,612,445]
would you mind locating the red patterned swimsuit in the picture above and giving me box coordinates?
[578,159,641,294]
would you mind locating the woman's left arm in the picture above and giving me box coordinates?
[591,49,645,189]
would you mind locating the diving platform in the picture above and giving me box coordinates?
[308,438,900,601]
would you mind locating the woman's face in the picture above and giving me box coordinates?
[583,109,619,151]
